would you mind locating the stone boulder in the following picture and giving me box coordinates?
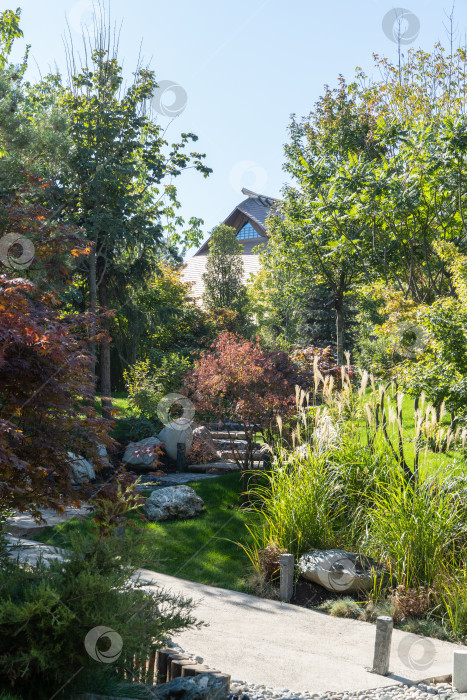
[158,422,193,461]
[145,485,204,522]
[193,425,217,451]
[151,674,228,699]
[298,548,385,593]
[122,436,163,470]
[77,674,227,700]
[68,452,95,484]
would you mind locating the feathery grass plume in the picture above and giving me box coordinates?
[276,414,283,436]
[446,429,453,452]
[295,384,301,410]
[440,401,446,422]
[344,350,351,369]
[359,370,369,398]
[462,428,467,450]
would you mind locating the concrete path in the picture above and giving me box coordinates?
[137,569,461,695]
[7,537,463,695]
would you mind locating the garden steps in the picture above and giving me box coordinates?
[209,431,247,440]
[187,461,240,474]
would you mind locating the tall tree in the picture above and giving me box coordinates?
[57,27,210,416]
[263,82,378,362]
[202,224,248,315]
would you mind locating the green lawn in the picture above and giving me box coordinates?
[35,473,258,592]
[353,387,465,478]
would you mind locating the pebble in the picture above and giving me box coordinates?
[226,680,454,700]
[167,643,454,700]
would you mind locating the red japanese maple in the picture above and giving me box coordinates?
[184,332,299,482]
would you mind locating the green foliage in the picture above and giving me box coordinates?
[246,373,467,597]
[0,8,24,69]
[203,224,248,316]
[37,473,258,593]
[111,416,159,445]
[0,535,196,699]
[124,351,191,421]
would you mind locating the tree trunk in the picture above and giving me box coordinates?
[336,302,344,366]
[88,244,98,396]
[99,279,112,420]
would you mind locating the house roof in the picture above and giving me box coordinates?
[181,188,278,305]
[194,188,278,256]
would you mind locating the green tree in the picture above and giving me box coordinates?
[57,29,210,416]
[262,82,376,362]
[203,224,248,316]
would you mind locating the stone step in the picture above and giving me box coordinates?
[219,450,264,461]
[210,431,247,440]
[187,462,240,474]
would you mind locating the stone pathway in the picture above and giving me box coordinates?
[135,473,220,490]
[5,505,93,536]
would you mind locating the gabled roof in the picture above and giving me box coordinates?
[195,188,278,256]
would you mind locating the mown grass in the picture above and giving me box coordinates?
[35,473,258,592]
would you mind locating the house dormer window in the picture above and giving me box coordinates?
[237,222,260,240]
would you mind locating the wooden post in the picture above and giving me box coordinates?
[171,657,196,679]
[372,616,393,676]
[176,442,186,471]
[155,647,173,683]
[280,553,294,603]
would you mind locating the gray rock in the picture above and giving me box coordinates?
[145,485,205,521]
[68,452,95,484]
[152,673,228,699]
[193,426,217,451]
[298,549,385,593]
[158,422,193,461]
[122,436,163,469]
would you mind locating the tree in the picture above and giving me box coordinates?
[183,332,300,489]
[260,82,376,362]
[0,273,113,519]
[202,224,248,316]
[57,24,210,416]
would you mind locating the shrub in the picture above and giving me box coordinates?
[0,533,197,699]
[184,332,299,484]
[0,275,113,518]
[124,351,191,420]
[111,416,158,445]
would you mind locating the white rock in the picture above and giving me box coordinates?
[158,422,193,461]
[144,485,204,522]
[122,436,162,469]
[298,549,385,593]
[67,452,95,484]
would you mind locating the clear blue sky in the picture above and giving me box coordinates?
[8,0,467,255]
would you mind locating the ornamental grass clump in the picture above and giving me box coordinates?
[245,363,467,625]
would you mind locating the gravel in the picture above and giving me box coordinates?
[166,643,456,700]
[226,682,455,700]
